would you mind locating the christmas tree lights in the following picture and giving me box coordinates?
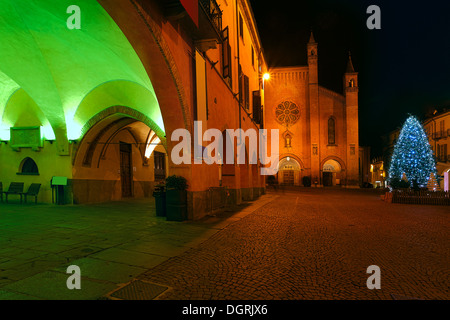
[388,116,438,187]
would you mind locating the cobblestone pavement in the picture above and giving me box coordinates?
[139,188,449,300]
[0,194,273,299]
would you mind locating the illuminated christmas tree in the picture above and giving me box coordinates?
[388,116,437,188]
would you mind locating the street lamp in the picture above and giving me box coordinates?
[263,72,270,90]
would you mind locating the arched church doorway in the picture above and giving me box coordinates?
[72,112,167,204]
[322,159,342,186]
[278,157,302,186]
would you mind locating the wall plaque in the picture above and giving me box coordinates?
[10,126,43,151]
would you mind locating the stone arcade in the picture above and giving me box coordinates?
[0,0,364,220]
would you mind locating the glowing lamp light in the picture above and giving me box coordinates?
[144,132,161,158]
[66,122,83,141]
[42,124,56,140]
[0,126,11,141]
[262,73,270,90]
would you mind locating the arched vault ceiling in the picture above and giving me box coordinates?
[0,0,164,144]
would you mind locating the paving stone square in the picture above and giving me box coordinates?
[138,189,449,300]
[0,190,448,300]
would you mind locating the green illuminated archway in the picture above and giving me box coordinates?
[0,0,164,153]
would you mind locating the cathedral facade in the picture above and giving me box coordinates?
[265,33,360,187]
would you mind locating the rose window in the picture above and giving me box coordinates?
[275,101,300,126]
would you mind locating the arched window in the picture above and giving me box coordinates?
[19,157,39,175]
[328,117,336,145]
[349,79,355,87]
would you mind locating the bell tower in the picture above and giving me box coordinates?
[344,52,359,186]
[307,31,318,84]
[308,31,321,185]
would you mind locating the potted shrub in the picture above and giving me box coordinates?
[165,175,188,221]
[152,182,166,217]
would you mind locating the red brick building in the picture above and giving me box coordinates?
[265,33,361,187]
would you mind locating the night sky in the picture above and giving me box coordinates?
[249,0,450,157]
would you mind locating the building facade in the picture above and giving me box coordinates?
[424,109,450,190]
[369,157,386,188]
[0,0,366,219]
[264,34,361,187]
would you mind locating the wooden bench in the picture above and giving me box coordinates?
[4,182,24,203]
[21,183,41,204]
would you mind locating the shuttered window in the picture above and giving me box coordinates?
[222,27,231,83]
[252,90,261,124]
[244,75,249,110]
[239,14,244,40]
[238,64,243,105]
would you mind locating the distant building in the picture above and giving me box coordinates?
[359,146,371,186]
[423,109,450,191]
[369,157,386,188]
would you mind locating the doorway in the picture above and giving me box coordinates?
[323,172,333,186]
[120,142,133,197]
[283,170,295,186]
[277,157,301,186]
[322,159,342,187]
[154,151,166,181]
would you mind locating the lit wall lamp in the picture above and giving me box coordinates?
[262,72,270,90]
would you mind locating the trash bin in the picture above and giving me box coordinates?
[153,185,166,217]
[51,176,67,205]
[166,189,187,221]
[165,175,188,221]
